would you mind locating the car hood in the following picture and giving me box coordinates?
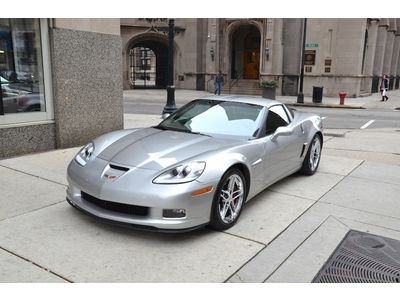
[97,128,237,171]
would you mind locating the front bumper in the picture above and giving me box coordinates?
[66,158,216,231]
[66,197,207,233]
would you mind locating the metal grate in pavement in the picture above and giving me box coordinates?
[313,230,400,283]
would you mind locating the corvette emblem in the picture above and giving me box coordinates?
[104,174,118,182]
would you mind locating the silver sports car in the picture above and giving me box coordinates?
[67,96,323,232]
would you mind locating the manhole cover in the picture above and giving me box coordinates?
[313,230,400,283]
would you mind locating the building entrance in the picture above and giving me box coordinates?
[128,39,167,89]
[243,50,260,79]
[231,25,260,80]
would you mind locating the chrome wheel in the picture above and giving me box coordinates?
[309,136,321,172]
[218,174,244,224]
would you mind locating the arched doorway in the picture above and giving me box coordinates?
[127,36,168,89]
[231,25,261,80]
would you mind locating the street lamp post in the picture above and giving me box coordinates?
[0,81,4,115]
[297,18,307,103]
[162,18,177,115]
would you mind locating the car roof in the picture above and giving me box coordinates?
[198,95,282,108]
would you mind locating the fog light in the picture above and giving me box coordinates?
[163,209,186,218]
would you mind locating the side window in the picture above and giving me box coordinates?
[265,105,290,135]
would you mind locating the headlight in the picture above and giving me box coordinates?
[153,161,206,184]
[75,142,95,166]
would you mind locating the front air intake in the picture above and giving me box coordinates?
[81,191,149,217]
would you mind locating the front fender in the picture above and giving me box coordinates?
[195,142,262,186]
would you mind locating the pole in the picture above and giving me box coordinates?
[0,79,4,115]
[297,18,307,103]
[163,18,177,114]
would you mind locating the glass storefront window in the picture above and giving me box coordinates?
[0,19,45,116]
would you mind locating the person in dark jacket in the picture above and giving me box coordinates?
[214,70,224,95]
[380,74,389,101]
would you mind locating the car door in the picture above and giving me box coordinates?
[262,104,305,186]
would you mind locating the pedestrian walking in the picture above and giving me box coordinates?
[380,74,389,101]
[214,70,224,95]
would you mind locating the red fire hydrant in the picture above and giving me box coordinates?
[339,92,347,105]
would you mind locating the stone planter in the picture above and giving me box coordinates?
[262,87,276,100]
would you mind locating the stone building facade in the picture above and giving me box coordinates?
[2,18,400,158]
[121,18,400,97]
[0,18,123,158]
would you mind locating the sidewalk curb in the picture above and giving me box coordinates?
[288,103,365,109]
[324,132,346,138]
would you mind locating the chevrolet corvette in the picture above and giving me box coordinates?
[66,96,323,232]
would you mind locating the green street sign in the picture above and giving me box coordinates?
[306,43,319,48]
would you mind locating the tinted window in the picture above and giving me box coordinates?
[159,100,265,139]
[265,105,290,135]
[0,19,45,115]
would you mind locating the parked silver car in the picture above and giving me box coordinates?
[67,96,323,232]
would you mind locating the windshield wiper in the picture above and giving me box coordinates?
[153,124,168,130]
[154,125,211,137]
[189,131,212,138]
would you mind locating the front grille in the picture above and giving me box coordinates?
[313,230,400,283]
[81,191,149,217]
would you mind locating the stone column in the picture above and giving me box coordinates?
[271,19,283,77]
[264,19,274,76]
[218,19,225,74]
[261,19,267,74]
[51,20,123,148]
[272,19,284,96]
[282,18,303,96]
[382,19,396,76]
[390,33,400,76]
[392,19,400,89]
[196,18,207,91]
[372,19,389,92]
[363,19,379,75]
[397,44,400,88]
[373,20,388,76]
[282,19,302,75]
[361,19,379,93]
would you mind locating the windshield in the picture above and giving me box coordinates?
[158,99,265,139]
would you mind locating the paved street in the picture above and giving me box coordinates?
[1,90,399,282]
[295,107,400,129]
[124,89,400,130]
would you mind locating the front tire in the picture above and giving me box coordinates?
[210,169,246,231]
[300,134,322,175]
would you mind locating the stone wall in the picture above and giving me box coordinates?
[0,123,55,158]
[50,28,123,148]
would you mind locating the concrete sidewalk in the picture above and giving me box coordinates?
[281,89,400,110]
[0,114,399,282]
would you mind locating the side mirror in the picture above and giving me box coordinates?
[162,113,171,120]
[270,126,293,142]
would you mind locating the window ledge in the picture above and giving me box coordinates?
[0,119,55,129]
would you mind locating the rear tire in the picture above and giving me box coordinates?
[210,169,246,231]
[300,134,322,175]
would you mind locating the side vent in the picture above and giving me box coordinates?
[300,143,307,157]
